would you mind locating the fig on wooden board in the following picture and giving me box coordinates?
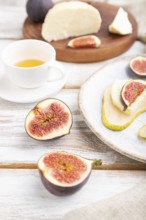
[38,151,102,196]
[130,56,146,76]
[67,35,101,49]
[26,0,53,22]
[25,98,72,140]
[121,80,146,110]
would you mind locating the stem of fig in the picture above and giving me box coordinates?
[91,159,102,169]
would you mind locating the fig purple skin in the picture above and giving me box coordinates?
[38,152,101,196]
[39,169,91,196]
[26,0,53,22]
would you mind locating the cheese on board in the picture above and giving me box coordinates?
[42,1,102,42]
[109,7,132,35]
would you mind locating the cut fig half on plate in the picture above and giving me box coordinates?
[102,84,146,131]
[25,98,73,140]
[38,151,102,196]
[121,80,146,110]
[130,56,146,76]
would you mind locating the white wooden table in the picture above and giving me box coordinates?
[0,1,146,219]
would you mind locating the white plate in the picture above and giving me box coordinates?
[0,62,67,103]
[79,55,146,163]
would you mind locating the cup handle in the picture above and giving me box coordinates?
[47,62,67,83]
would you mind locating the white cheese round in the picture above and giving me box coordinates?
[42,1,102,42]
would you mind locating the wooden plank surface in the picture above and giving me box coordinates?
[0,169,145,220]
[0,89,146,169]
[0,3,145,168]
[0,1,146,220]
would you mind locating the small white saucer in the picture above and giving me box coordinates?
[0,63,67,103]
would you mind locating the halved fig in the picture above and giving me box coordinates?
[67,35,101,48]
[130,56,146,76]
[25,98,72,140]
[38,151,102,196]
[121,80,146,110]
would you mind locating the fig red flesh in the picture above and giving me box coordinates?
[28,103,69,137]
[71,37,96,48]
[130,56,146,76]
[43,153,87,184]
[68,35,101,48]
[25,98,72,140]
[38,152,98,196]
[131,60,146,74]
[123,81,146,105]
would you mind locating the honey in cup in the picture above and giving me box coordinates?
[15,59,45,68]
[1,39,66,88]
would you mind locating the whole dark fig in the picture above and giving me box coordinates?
[26,0,53,23]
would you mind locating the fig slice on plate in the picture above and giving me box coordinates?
[38,151,102,196]
[121,80,146,110]
[25,98,72,140]
[67,35,101,48]
[130,56,146,76]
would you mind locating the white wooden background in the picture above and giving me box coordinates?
[0,0,146,219]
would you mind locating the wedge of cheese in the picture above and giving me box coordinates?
[109,7,132,35]
[42,1,102,42]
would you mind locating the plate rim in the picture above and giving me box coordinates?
[79,54,146,163]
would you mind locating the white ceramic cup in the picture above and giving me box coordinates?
[1,39,66,89]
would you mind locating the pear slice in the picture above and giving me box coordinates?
[109,7,132,35]
[138,125,146,138]
[102,85,146,131]
[111,80,128,113]
[111,80,146,115]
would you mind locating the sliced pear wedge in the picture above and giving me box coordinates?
[102,85,146,131]
[138,125,146,138]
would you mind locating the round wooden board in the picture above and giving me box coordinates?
[23,2,137,63]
